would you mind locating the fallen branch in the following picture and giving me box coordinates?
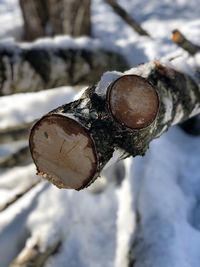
[105,0,150,37]
[0,37,128,95]
[0,145,31,168]
[29,59,200,190]
[0,122,33,143]
[0,179,40,212]
[171,29,200,55]
[10,240,60,267]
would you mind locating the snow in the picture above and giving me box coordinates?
[0,0,22,40]
[128,127,200,267]
[0,86,76,129]
[115,159,135,267]
[0,0,200,267]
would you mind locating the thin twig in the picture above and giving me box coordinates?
[105,0,150,37]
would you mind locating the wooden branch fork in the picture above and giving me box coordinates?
[29,60,200,190]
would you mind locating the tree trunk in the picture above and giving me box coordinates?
[62,0,91,37]
[19,0,91,40]
[29,59,200,190]
[0,37,128,95]
[19,0,49,41]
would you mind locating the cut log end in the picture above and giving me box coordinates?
[108,75,159,129]
[29,114,98,190]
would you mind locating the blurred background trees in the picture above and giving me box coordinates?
[19,0,91,40]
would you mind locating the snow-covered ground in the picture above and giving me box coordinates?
[0,0,200,267]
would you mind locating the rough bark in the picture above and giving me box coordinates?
[10,240,60,267]
[19,0,91,40]
[0,38,128,95]
[105,0,150,36]
[29,59,200,190]
[172,29,200,55]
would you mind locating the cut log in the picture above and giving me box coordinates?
[171,29,200,55]
[105,0,150,36]
[0,37,128,95]
[108,75,159,129]
[29,59,200,190]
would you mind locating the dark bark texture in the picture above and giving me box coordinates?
[19,0,91,40]
[0,38,128,95]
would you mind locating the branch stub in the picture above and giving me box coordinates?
[107,75,159,129]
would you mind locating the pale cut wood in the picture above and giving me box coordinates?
[30,114,97,190]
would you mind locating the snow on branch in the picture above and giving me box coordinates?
[29,57,200,190]
[0,37,128,95]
